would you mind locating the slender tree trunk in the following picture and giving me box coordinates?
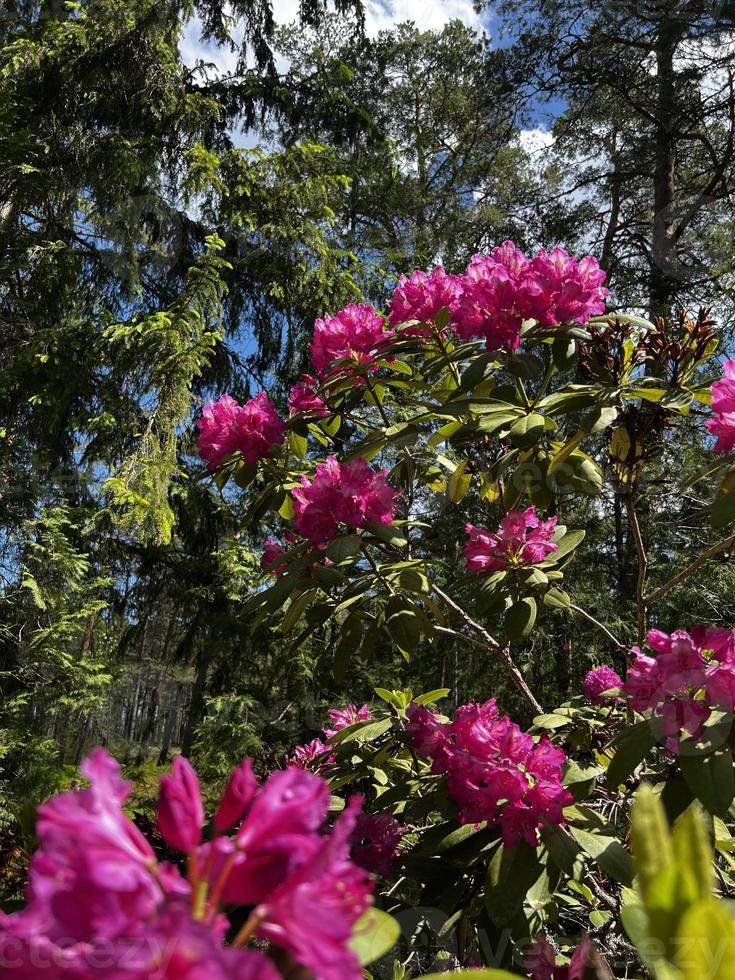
[181,640,208,759]
[649,17,681,319]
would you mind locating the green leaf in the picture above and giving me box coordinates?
[485,840,544,926]
[677,900,735,979]
[541,824,583,876]
[334,612,364,683]
[509,412,546,446]
[543,587,571,610]
[326,534,362,563]
[413,688,450,706]
[347,908,400,966]
[679,746,735,816]
[547,529,585,562]
[384,595,422,654]
[504,597,537,642]
[447,458,472,502]
[330,718,393,743]
[364,522,408,547]
[606,720,659,788]
[289,430,308,458]
[570,826,634,885]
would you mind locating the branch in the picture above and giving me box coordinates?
[625,497,648,646]
[643,533,735,607]
[568,603,628,652]
[432,585,543,714]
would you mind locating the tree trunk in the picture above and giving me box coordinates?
[181,639,208,758]
[649,17,681,319]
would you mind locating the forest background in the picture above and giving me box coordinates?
[2,0,735,896]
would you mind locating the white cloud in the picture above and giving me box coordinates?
[179,14,239,74]
[518,128,554,157]
[360,0,482,34]
[180,0,484,73]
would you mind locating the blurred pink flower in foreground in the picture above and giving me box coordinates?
[0,749,372,979]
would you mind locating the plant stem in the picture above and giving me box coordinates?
[643,533,735,606]
[363,374,391,427]
[361,542,395,595]
[232,909,265,949]
[433,326,462,386]
[568,602,628,652]
[625,496,648,646]
[432,585,543,713]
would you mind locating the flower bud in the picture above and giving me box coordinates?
[214,758,257,832]
[157,755,204,853]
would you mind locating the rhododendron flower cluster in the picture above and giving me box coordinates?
[197,393,285,471]
[707,358,735,453]
[292,456,400,546]
[387,266,462,333]
[387,244,607,352]
[289,703,374,772]
[350,811,405,877]
[524,933,594,979]
[582,666,623,705]
[465,506,558,573]
[323,702,374,739]
[310,303,392,378]
[623,626,735,751]
[406,698,572,846]
[0,749,373,979]
[288,373,329,418]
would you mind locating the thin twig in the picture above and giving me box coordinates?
[432,585,543,713]
[568,603,628,652]
[643,533,735,607]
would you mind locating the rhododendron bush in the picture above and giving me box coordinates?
[8,241,735,978]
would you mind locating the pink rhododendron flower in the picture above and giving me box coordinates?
[157,755,204,853]
[525,248,608,325]
[288,704,374,772]
[197,393,285,471]
[465,506,558,573]
[710,359,735,413]
[706,412,735,453]
[707,360,735,452]
[454,242,531,350]
[310,303,391,378]
[351,811,405,877]
[388,266,462,333]
[407,699,572,846]
[583,666,622,705]
[261,539,287,576]
[323,703,374,739]
[452,241,607,351]
[288,373,329,418]
[292,455,400,546]
[623,626,735,751]
[215,758,257,832]
[288,737,335,771]
[0,749,373,980]
[255,797,372,980]
[525,933,595,979]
